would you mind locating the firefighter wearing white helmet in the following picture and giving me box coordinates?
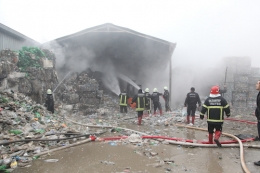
[144,88,151,115]
[47,89,52,94]
[45,89,54,113]
[163,86,171,112]
[151,88,163,116]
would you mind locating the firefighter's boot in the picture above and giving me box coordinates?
[191,116,195,125]
[186,115,190,124]
[208,133,213,144]
[214,131,222,147]
[138,117,142,125]
[160,109,162,116]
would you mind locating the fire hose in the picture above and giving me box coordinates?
[175,124,250,173]
[65,116,257,173]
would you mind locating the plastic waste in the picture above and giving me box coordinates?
[9,129,23,135]
[34,129,45,134]
[10,159,17,168]
[0,165,7,171]
[34,112,41,120]
[44,159,59,162]
[101,161,115,165]
[33,156,40,160]
[108,141,117,146]
[182,107,187,117]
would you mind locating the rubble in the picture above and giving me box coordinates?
[1,48,260,173]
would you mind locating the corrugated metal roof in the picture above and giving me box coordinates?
[55,23,174,46]
[0,23,39,44]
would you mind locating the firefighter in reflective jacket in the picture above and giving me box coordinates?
[144,88,152,115]
[132,89,147,125]
[200,85,230,147]
[119,90,129,113]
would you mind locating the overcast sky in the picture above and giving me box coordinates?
[1,0,260,68]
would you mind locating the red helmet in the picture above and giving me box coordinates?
[210,85,220,94]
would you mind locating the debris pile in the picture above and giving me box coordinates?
[0,48,58,104]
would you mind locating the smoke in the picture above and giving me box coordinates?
[43,40,227,109]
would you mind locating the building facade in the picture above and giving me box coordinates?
[0,23,39,51]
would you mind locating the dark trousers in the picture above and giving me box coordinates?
[165,101,171,112]
[120,106,127,113]
[153,102,162,112]
[257,120,260,138]
[187,106,196,116]
[137,111,143,117]
[208,123,223,133]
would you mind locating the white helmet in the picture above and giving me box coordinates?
[47,89,52,94]
[153,88,158,92]
[145,88,149,92]
[164,86,168,90]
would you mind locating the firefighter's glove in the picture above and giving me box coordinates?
[200,115,204,120]
[226,114,230,118]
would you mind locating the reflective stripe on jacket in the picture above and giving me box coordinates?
[200,96,230,123]
[119,93,127,106]
[132,93,146,111]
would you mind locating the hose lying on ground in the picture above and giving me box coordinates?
[175,124,250,173]
[66,116,253,173]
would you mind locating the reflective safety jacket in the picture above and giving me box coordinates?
[132,93,147,111]
[200,96,230,124]
[119,93,128,106]
[145,92,151,109]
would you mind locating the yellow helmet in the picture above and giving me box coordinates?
[153,88,158,92]
[164,86,168,90]
[47,89,52,94]
[145,88,149,92]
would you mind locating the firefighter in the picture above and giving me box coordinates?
[254,80,260,166]
[151,88,163,116]
[163,86,171,112]
[132,89,147,125]
[184,87,201,125]
[119,89,129,113]
[45,89,54,113]
[200,85,231,147]
[144,88,152,115]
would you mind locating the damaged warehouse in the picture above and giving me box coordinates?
[1,23,260,173]
[42,23,176,98]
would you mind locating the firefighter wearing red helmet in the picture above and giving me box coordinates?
[200,85,231,147]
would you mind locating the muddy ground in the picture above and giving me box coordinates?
[12,111,260,173]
